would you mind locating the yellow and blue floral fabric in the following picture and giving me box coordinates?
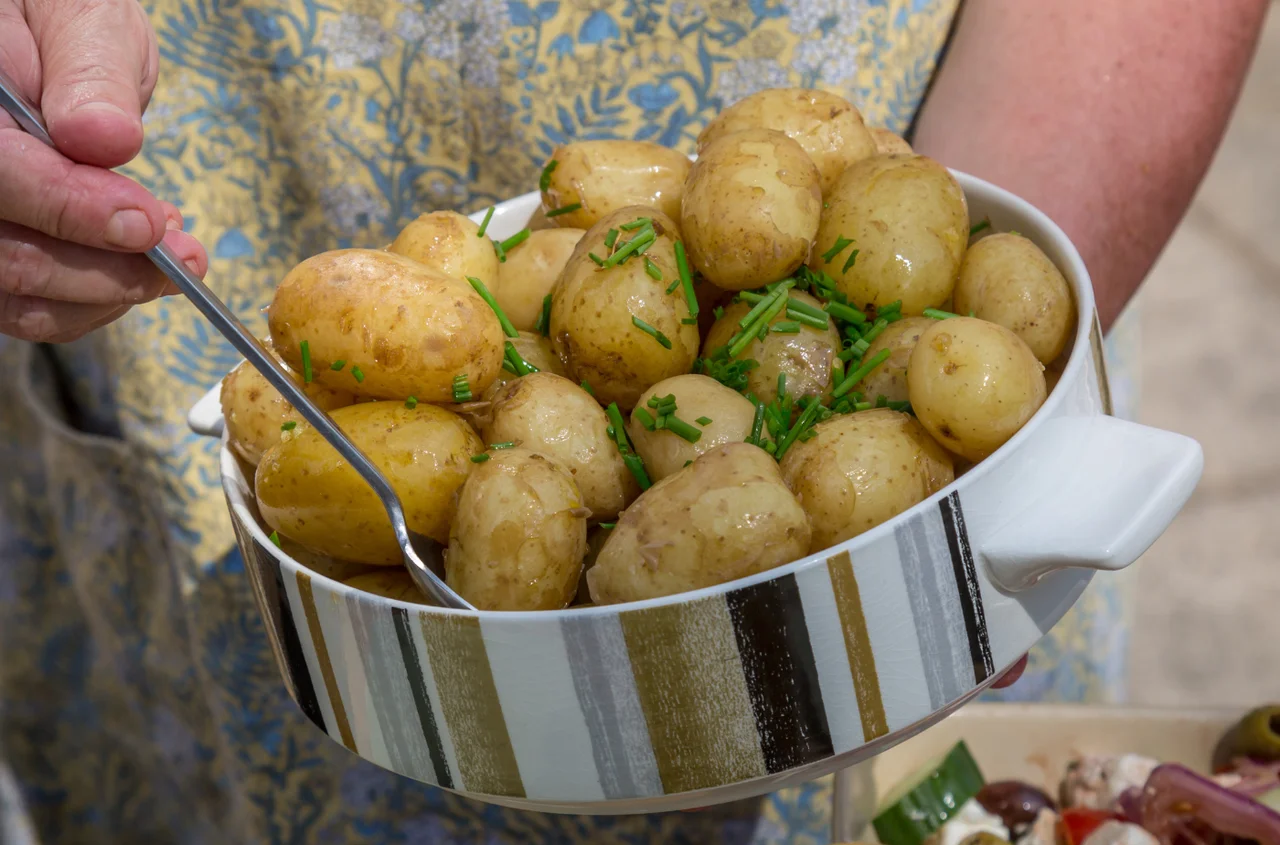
[0,0,1138,841]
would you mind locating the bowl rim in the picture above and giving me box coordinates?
[223,167,1097,619]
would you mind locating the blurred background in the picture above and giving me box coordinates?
[1128,4,1280,707]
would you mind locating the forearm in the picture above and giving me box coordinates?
[913,0,1267,330]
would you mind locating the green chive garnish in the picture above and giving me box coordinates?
[489,441,515,450]
[832,348,892,398]
[683,459,693,467]
[281,421,296,431]
[468,276,519,338]
[498,229,531,256]
[729,281,794,358]
[923,308,960,320]
[579,379,594,396]
[969,219,991,237]
[330,359,346,371]
[299,340,313,384]
[452,374,472,403]
[634,407,656,431]
[674,241,698,318]
[842,248,860,274]
[546,203,581,218]
[623,453,651,490]
[589,252,605,266]
[605,403,630,450]
[785,296,827,321]
[604,229,619,249]
[663,415,702,443]
[861,318,890,346]
[503,342,539,377]
[888,400,913,413]
[632,315,672,349]
[854,401,873,411]
[269,531,281,547]
[471,453,491,463]
[540,159,558,192]
[535,294,553,336]
[351,365,365,383]
[821,236,854,264]
[824,300,867,326]
[603,228,654,268]
[713,305,725,321]
[477,206,495,237]
[748,399,766,446]
[405,396,418,409]
[681,317,697,325]
[774,398,824,460]
[695,416,712,426]
[620,217,652,231]
[599,522,617,529]
[647,258,664,282]
[772,321,801,334]
[493,241,506,263]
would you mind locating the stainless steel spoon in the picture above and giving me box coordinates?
[0,69,475,610]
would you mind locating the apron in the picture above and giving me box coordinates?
[0,0,1138,840]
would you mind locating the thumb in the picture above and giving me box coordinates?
[31,0,155,168]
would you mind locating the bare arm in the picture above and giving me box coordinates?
[912,0,1268,330]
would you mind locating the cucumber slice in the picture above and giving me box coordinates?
[873,741,986,845]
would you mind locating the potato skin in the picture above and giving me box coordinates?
[220,339,354,466]
[540,140,692,230]
[697,88,877,196]
[446,448,588,611]
[550,206,699,409]
[479,332,567,402]
[779,409,953,553]
[682,128,822,291]
[495,228,584,332]
[810,155,969,315]
[388,210,500,285]
[482,373,639,520]
[255,402,483,565]
[870,127,913,155]
[342,570,431,604]
[269,249,504,402]
[952,233,1076,365]
[587,443,811,604]
[858,315,934,405]
[629,375,757,482]
[908,317,1047,461]
[701,291,841,405]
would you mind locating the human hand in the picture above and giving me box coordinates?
[0,0,207,343]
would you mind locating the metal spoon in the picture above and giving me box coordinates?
[0,69,475,611]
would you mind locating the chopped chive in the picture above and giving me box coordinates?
[623,453,651,490]
[646,258,663,281]
[599,522,616,529]
[888,400,913,413]
[695,416,713,426]
[579,379,594,396]
[539,159,558,192]
[713,305,725,321]
[535,294,553,336]
[674,241,698,318]
[785,296,828,321]
[269,531,281,547]
[854,401,873,411]
[605,403,630,453]
[875,394,889,408]
[606,425,615,438]
[281,420,297,431]
[730,282,794,358]
[923,308,960,320]
[821,236,855,264]
[468,276,519,338]
[452,373,473,403]
[493,240,506,263]
[737,284,787,329]
[351,365,365,383]
[877,300,903,317]
[663,415,702,443]
[503,341,539,376]
[604,229,619,249]
[683,460,693,467]
[631,315,672,349]
[476,206,495,237]
[653,414,666,430]
[790,311,830,330]
[620,217,652,231]
[832,348,892,398]
[824,300,867,325]
[299,340,313,383]
[681,317,697,325]
[772,321,801,334]
[841,248,860,274]
[635,237,655,256]
[604,229,654,268]
[405,396,418,409]
[861,318,890,346]
[634,407,656,431]
[969,310,976,318]
[489,441,516,450]
[546,203,581,218]
[777,373,787,402]
[969,219,991,237]
[330,359,347,371]
[499,229,531,254]
[471,453,491,463]
[774,398,825,460]
[589,252,605,266]
[832,356,845,387]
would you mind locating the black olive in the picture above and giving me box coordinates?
[976,780,1058,836]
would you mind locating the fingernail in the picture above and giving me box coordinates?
[73,101,133,120]
[165,215,182,231]
[104,209,155,249]
[184,258,202,275]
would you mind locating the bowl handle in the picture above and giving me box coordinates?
[977,415,1203,592]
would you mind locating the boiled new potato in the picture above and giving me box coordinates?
[858,316,934,404]
[550,206,699,409]
[269,249,504,402]
[810,155,968,314]
[342,570,431,604]
[629,375,757,482]
[255,402,483,564]
[479,331,567,403]
[701,290,841,405]
[870,127,913,155]
[447,448,588,611]
[483,373,639,520]
[682,128,822,291]
[494,228,584,332]
[388,210,500,285]
[952,233,1076,365]
[277,534,375,583]
[220,339,354,466]
[779,409,954,552]
[575,524,614,606]
[540,140,692,231]
[697,88,877,196]
[908,317,1047,461]
[587,443,811,604]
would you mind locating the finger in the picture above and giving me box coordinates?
[0,6,42,109]
[42,304,132,344]
[0,292,128,343]
[990,656,1028,689]
[0,128,168,252]
[0,222,207,305]
[160,202,184,231]
[28,0,155,167]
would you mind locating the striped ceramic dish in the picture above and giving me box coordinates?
[193,172,1203,814]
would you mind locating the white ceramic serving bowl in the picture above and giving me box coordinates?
[187,171,1203,815]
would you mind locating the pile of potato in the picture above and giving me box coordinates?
[220,87,1076,612]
